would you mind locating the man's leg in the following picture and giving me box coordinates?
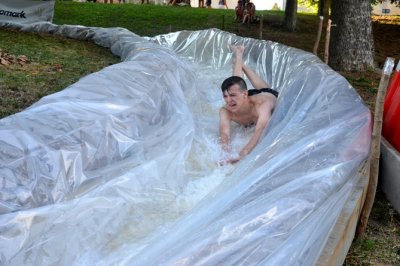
[231,45,270,89]
[230,45,245,77]
[242,64,270,89]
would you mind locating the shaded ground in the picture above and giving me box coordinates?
[345,188,400,265]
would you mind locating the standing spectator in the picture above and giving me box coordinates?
[218,0,228,9]
[206,0,211,8]
[142,0,149,3]
[199,0,204,8]
[104,0,114,3]
[118,0,126,3]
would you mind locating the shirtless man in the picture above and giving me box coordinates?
[219,45,278,164]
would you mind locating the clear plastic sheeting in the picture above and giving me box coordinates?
[0,22,371,265]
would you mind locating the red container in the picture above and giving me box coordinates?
[384,68,400,120]
[383,61,400,152]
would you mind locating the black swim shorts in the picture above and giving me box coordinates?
[248,88,279,98]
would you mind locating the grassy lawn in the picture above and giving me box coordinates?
[0,29,119,117]
[54,1,234,35]
[0,1,399,264]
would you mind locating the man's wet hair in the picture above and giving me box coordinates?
[221,76,247,93]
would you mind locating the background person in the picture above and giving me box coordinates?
[243,0,256,24]
[218,0,228,9]
[235,1,244,22]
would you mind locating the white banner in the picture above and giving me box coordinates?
[0,0,55,24]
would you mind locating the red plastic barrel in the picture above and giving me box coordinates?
[383,61,400,152]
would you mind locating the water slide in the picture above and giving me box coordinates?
[0,22,371,265]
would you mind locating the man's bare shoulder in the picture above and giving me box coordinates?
[220,106,232,117]
[220,105,229,112]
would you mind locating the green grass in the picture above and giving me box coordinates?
[0,28,119,117]
[52,2,322,53]
[1,1,400,264]
[345,189,400,265]
[54,2,235,36]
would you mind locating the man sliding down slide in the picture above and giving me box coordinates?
[219,45,278,164]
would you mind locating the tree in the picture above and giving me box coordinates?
[318,0,331,18]
[283,0,298,31]
[371,0,400,5]
[329,0,374,71]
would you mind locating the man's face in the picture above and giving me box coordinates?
[223,84,247,112]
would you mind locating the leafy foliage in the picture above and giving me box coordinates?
[300,0,400,9]
[298,0,318,12]
[371,0,400,6]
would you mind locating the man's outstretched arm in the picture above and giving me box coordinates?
[242,64,271,90]
[239,103,271,159]
[219,107,232,152]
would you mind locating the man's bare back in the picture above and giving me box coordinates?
[226,93,276,126]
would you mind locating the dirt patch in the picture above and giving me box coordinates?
[0,49,29,67]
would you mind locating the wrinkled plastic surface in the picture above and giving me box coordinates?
[0,22,371,265]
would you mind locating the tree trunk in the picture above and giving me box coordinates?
[329,0,374,71]
[318,0,331,19]
[283,0,297,32]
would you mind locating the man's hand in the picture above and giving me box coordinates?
[226,156,241,164]
[218,154,242,165]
